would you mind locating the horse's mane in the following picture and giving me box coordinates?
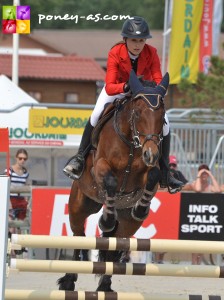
[139,77,157,88]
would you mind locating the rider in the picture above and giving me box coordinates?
[63,16,184,193]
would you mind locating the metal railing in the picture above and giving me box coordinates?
[168,109,224,184]
[8,186,31,230]
[1,104,224,184]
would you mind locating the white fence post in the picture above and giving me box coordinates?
[0,176,10,300]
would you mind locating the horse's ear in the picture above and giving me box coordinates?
[129,69,144,95]
[155,72,170,98]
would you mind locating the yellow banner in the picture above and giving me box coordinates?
[169,0,204,84]
[29,108,92,134]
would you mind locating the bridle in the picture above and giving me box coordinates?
[130,108,163,149]
[113,94,165,193]
[114,94,164,150]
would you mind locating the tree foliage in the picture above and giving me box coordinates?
[177,55,224,112]
[1,0,223,31]
[1,0,165,30]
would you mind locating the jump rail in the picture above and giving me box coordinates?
[10,259,224,278]
[4,290,224,300]
[11,234,224,254]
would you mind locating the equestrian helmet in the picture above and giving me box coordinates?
[121,16,152,39]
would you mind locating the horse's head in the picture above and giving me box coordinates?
[128,70,168,167]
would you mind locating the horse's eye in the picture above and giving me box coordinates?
[135,110,141,119]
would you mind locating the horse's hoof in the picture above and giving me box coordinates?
[131,206,149,222]
[96,285,114,292]
[98,215,116,232]
[57,274,77,291]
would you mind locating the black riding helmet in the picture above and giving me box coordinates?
[121,16,152,39]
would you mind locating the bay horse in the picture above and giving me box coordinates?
[58,70,169,291]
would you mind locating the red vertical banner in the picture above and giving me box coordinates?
[0,128,10,175]
[199,0,214,74]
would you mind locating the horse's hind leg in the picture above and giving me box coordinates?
[96,224,123,292]
[57,190,102,291]
[57,246,92,290]
[57,249,79,290]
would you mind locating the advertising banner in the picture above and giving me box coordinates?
[169,0,204,83]
[29,108,92,135]
[199,0,213,74]
[31,189,181,239]
[31,189,224,241]
[179,193,224,240]
[212,0,223,56]
[8,127,66,147]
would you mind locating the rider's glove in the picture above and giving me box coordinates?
[123,82,130,93]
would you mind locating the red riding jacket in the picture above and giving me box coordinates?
[105,43,162,96]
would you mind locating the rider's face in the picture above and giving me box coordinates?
[126,38,146,56]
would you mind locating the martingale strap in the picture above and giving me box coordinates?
[119,146,134,193]
[113,103,136,193]
[113,107,133,147]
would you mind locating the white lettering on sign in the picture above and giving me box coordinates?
[181,224,222,233]
[134,197,161,239]
[49,195,161,238]
[181,203,222,235]
[189,205,218,213]
[85,209,102,237]
[187,215,218,223]
[50,195,73,236]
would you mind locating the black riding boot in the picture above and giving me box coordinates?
[159,132,184,194]
[63,120,94,180]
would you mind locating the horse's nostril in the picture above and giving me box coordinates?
[144,151,150,161]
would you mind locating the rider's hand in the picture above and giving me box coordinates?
[123,82,130,93]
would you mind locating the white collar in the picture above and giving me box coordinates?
[128,51,139,60]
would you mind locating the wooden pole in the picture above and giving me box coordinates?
[10,259,224,278]
[11,234,224,254]
[5,290,224,300]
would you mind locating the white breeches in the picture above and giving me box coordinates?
[90,86,170,136]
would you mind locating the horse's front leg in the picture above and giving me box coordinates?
[132,166,160,221]
[94,158,118,232]
[99,170,118,232]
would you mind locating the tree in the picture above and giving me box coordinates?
[1,1,223,30]
[1,0,165,30]
[177,55,224,115]
[30,0,166,30]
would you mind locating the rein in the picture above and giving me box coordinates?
[113,101,135,193]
